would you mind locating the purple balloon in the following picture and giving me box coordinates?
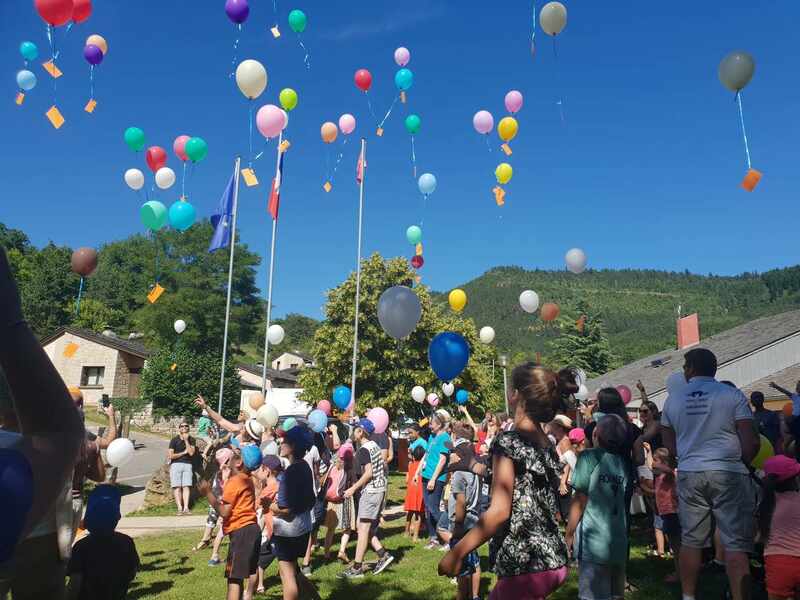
[83,44,103,66]
[225,0,249,24]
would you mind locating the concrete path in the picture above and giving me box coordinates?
[117,514,207,539]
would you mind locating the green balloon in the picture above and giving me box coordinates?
[406,225,422,245]
[124,127,145,152]
[405,114,421,135]
[279,88,298,111]
[185,137,208,163]
[140,201,168,231]
[288,9,307,33]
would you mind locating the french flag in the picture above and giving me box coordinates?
[268,152,285,221]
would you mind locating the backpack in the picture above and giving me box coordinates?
[324,464,347,503]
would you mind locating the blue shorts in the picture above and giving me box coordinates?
[451,534,479,577]
[653,513,663,531]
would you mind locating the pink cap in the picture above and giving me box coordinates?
[568,428,586,443]
[337,442,354,459]
[215,447,234,467]
[763,455,800,481]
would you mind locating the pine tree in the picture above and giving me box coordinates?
[546,300,620,377]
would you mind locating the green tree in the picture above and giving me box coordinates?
[256,313,321,362]
[70,298,125,332]
[298,253,502,418]
[140,345,241,419]
[546,300,620,377]
[17,243,78,336]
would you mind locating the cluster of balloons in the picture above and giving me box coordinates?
[70,247,98,277]
[428,332,470,382]
[17,42,39,95]
[34,0,92,27]
[518,290,560,322]
[321,114,357,144]
[234,59,293,140]
[448,289,467,313]
[474,90,524,200]
[83,33,107,67]
[377,286,422,339]
[405,225,423,269]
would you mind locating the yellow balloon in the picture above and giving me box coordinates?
[86,34,108,55]
[449,289,467,312]
[498,116,518,142]
[321,121,338,143]
[495,163,513,184]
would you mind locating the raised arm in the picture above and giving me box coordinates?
[769,382,793,398]
[636,380,649,403]
[194,395,240,433]
[97,404,117,450]
[458,405,479,434]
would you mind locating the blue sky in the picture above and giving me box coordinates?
[2,1,800,319]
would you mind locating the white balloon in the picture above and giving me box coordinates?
[540,1,567,36]
[573,368,587,388]
[256,403,279,428]
[411,385,426,403]
[155,167,176,190]
[565,248,587,274]
[174,319,186,334]
[106,438,135,467]
[267,324,285,345]
[442,382,454,397]
[519,290,540,313]
[124,168,144,191]
[574,384,589,401]
[235,59,267,99]
[479,326,496,344]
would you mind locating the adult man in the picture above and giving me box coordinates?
[168,422,196,514]
[661,348,760,600]
[340,418,394,579]
[750,391,781,450]
[769,380,800,417]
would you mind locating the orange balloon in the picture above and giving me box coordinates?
[541,302,560,322]
[321,121,338,143]
[249,394,265,411]
[783,402,793,418]
[85,34,108,55]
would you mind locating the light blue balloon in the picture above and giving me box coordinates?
[282,417,297,432]
[19,41,38,62]
[395,68,413,91]
[456,389,469,405]
[16,70,36,91]
[332,385,352,410]
[308,409,328,433]
[168,201,196,232]
[418,173,437,196]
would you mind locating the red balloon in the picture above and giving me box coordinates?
[540,302,560,322]
[354,69,372,92]
[411,255,424,269]
[70,247,98,277]
[145,146,167,173]
[71,0,92,23]
[34,0,74,26]
[617,385,632,405]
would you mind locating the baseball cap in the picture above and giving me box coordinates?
[763,455,800,482]
[215,447,234,467]
[244,419,264,442]
[357,418,375,435]
[568,428,586,443]
[241,444,263,471]
[262,454,283,473]
[337,441,354,459]
[84,484,121,534]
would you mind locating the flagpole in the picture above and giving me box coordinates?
[218,157,242,414]
[261,132,284,397]
[350,138,367,409]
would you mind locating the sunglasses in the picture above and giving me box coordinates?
[639,409,650,414]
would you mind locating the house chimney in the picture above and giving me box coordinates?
[677,313,700,350]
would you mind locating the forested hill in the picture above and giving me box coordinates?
[437,265,800,365]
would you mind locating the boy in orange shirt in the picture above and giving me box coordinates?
[199,444,262,600]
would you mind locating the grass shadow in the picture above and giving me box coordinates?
[127,580,173,599]
[167,566,194,575]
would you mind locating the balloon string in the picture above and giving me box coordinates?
[378,95,398,129]
[410,135,417,178]
[530,0,536,58]
[46,25,57,107]
[53,22,72,60]
[736,92,752,169]
[331,136,349,180]
[89,64,94,100]
[181,162,187,200]
[75,277,84,316]
[325,147,331,182]
[297,36,311,70]
[253,136,272,162]
[229,24,241,78]
[248,101,254,167]
[364,92,377,123]
[420,193,428,227]
[484,135,493,153]
[153,231,160,284]
[273,0,278,21]
[552,36,565,124]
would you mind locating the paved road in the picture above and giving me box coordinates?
[88,425,170,489]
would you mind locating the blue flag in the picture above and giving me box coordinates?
[209,173,235,253]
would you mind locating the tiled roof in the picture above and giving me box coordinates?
[237,363,298,384]
[40,327,150,358]
[742,363,800,398]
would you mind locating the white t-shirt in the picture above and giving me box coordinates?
[662,376,753,474]
[304,445,321,495]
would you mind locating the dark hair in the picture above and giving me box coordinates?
[452,421,473,441]
[684,348,717,377]
[639,400,660,419]
[653,447,675,468]
[597,387,627,419]
[511,363,562,424]
[758,474,799,543]
[411,445,426,461]
[720,380,737,388]
[751,391,765,408]
[594,414,628,454]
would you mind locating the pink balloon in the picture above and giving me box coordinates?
[173,135,190,162]
[338,113,356,135]
[426,393,439,407]
[505,90,523,114]
[394,46,410,67]
[317,400,331,416]
[256,104,284,139]
[367,407,389,434]
[473,110,494,135]
[280,109,289,130]
[617,385,632,405]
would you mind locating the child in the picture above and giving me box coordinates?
[66,484,140,600]
[193,447,233,563]
[652,447,681,583]
[566,414,632,600]
[199,443,262,600]
[322,447,354,561]
[255,454,282,594]
[404,425,428,542]
[557,426,583,519]
[760,455,800,600]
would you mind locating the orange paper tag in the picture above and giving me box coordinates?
[419,418,429,427]
[170,363,178,371]
[279,140,291,153]
[577,315,586,334]
[15,92,24,105]
[241,168,259,187]
[63,342,79,358]
[493,186,506,206]
[84,99,97,113]
[323,181,332,192]
[147,283,165,304]
[271,26,281,38]
[741,168,762,192]
[501,143,512,156]
[400,91,407,104]
[376,127,384,137]
[42,60,63,78]
[46,105,65,129]
[416,243,423,256]
[414,275,422,284]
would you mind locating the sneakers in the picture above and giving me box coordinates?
[438,544,450,552]
[372,553,394,575]
[424,540,440,550]
[208,558,221,566]
[339,566,365,579]
[301,565,312,576]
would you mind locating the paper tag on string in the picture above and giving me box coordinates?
[147,283,165,304]
[15,92,24,105]
[46,105,65,129]
[493,186,506,206]
[323,181,332,193]
[400,91,406,104]
[271,26,281,38]
[418,418,429,427]
[577,315,586,334]
[535,352,542,364]
[500,143,512,156]
[741,168,762,192]
[414,275,422,285]
[241,168,259,187]
[84,99,97,113]
[415,243,423,256]
[170,363,178,372]
[279,140,291,153]
[63,342,79,358]
[376,127,384,137]
[42,60,63,78]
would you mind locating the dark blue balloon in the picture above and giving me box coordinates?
[333,385,352,410]
[0,449,33,563]
[455,389,469,405]
[428,332,470,382]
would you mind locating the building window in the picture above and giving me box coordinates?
[81,366,105,387]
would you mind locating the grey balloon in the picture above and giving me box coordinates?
[377,286,422,339]
[718,51,755,92]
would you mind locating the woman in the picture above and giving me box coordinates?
[414,410,452,550]
[478,415,501,457]
[439,364,569,599]
[271,425,320,600]
[404,425,427,542]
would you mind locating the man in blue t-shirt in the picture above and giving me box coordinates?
[413,410,451,550]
